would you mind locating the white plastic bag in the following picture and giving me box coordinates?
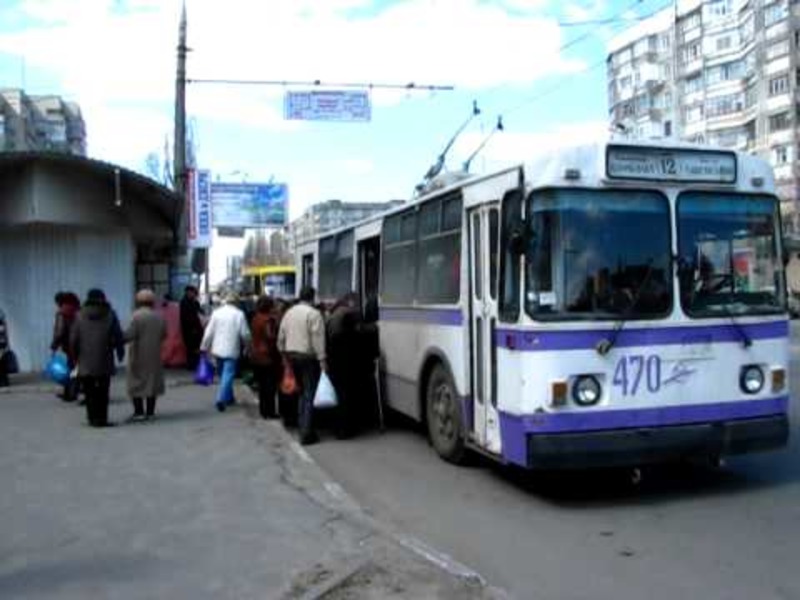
[313,372,338,408]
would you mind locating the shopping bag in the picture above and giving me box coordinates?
[194,354,214,386]
[280,359,298,396]
[44,353,69,384]
[313,372,338,409]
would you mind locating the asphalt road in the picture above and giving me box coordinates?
[308,324,800,600]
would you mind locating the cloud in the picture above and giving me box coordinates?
[0,0,590,176]
[452,119,609,171]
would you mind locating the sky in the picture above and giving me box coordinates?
[0,0,667,282]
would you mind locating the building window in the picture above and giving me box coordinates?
[684,104,704,123]
[769,111,790,132]
[764,2,788,27]
[707,0,731,17]
[664,120,672,137]
[685,74,703,93]
[706,92,744,117]
[716,35,732,51]
[740,15,755,43]
[767,38,790,59]
[681,42,701,64]
[769,74,789,96]
[773,145,790,165]
[679,10,701,34]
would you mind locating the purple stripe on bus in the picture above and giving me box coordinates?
[495,320,788,352]
[498,396,789,466]
[379,307,463,326]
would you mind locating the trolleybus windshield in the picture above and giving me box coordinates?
[677,192,785,317]
[525,188,672,320]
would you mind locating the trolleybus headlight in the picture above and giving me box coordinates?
[572,375,602,406]
[740,365,764,395]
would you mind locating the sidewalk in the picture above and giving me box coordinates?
[0,373,505,599]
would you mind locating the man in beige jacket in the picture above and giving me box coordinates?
[278,286,327,445]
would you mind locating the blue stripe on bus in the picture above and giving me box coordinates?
[380,307,463,326]
[495,320,788,351]
[498,395,789,466]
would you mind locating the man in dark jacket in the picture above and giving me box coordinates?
[0,309,9,388]
[180,285,204,370]
[70,289,125,427]
[326,293,363,439]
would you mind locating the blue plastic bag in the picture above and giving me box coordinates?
[44,353,70,385]
[194,354,214,386]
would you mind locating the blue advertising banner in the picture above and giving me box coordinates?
[210,182,288,228]
[284,90,371,122]
[188,169,213,248]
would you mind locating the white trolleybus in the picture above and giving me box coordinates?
[296,140,790,469]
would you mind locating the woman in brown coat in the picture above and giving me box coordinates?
[124,289,167,421]
[250,295,280,419]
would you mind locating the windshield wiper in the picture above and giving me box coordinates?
[718,303,752,348]
[596,259,655,356]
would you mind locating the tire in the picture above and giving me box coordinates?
[425,364,467,464]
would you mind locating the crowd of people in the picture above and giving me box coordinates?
[2,284,380,444]
[198,285,380,446]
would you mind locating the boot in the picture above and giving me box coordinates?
[128,397,145,422]
[145,396,157,419]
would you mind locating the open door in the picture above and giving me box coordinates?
[468,203,501,454]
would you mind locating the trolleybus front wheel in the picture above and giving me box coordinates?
[426,364,467,464]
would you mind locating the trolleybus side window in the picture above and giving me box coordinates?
[334,230,354,298]
[418,194,462,304]
[677,192,785,316]
[382,209,417,304]
[318,235,337,299]
[318,231,355,299]
[525,188,671,320]
[499,188,523,322]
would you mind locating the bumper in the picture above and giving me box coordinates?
[525,415,789,469]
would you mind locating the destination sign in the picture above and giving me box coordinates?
[607,145,736,183]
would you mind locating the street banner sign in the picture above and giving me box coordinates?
[188,169,213,248]
[210,182,288,228]
[284,90,371,122]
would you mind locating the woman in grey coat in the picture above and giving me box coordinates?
[124,289,167,421]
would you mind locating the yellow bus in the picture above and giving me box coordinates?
[241,265,296,299]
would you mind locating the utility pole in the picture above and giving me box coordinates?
[172,2,189,298]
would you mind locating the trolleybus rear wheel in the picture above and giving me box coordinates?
[426,364,466,464]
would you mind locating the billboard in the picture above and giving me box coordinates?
[284,90,371,122]
[187,168,213,248]
[210,182,288,228]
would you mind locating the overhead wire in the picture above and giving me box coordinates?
[474,0,652,110]
[495,0,676,118]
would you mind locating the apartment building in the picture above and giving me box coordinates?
[289,198,405,246]
[607,0,800,231]
[0,89,86,156]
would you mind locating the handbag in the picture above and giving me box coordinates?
[280,359,298,395]
[313,372,338,409]
[194,354,214,386]
[44,352,69,384]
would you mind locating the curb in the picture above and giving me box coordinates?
[235,383,509,599]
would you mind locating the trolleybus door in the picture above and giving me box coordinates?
[468,204,502,453]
